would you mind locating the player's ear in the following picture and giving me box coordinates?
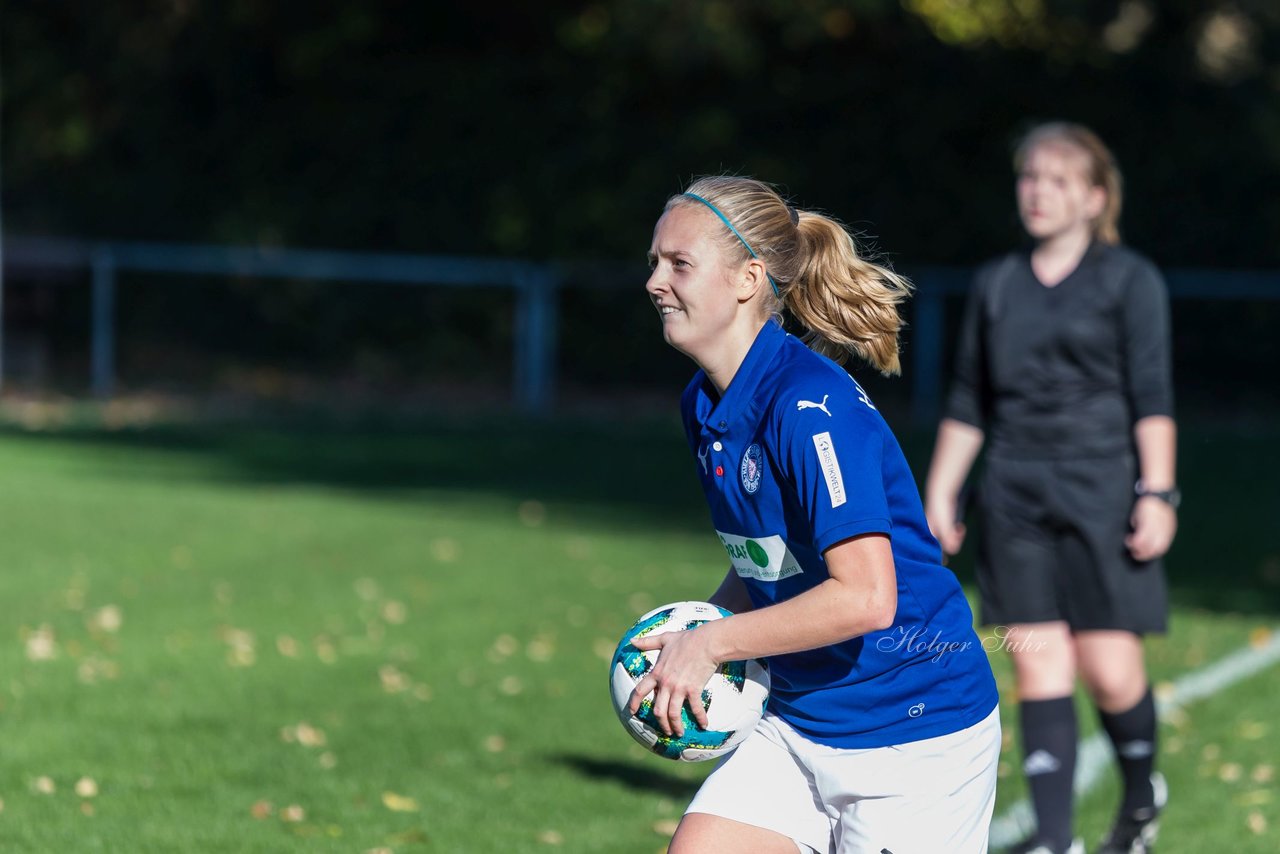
[738,258,768,304]
[1085,185,1107,221]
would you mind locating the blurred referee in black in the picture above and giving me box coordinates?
[925,123,1177,854]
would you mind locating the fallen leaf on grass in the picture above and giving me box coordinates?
[431,538,460,563]
[89,605,123,634]
[251,800,274,819]
[78,657,120,684]
[220,627,257,667]
[381,791,419,812]
[379,665,408,693]
[281,804,306,823]
[381,601,407,624]
[1247,812,1267,834]
[526,637,555,662]
[277,636,300,658]
[489,634,519,661]
[354,578,380,601]
[1252,764,1274,783]
[25,626,58,661]
[280,722,327,748]
[1248,627,1273,649]
[484,735,506,753]
[314,637,338,664]
[388,828,429,844]
[1220,763,1243,782]
[80,802,95,817]
[75,777,98,798]
[538,829,564,845]
[1238,721,1267,740]
[33,776,55,795]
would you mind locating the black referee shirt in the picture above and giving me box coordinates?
[945,242,1173,459]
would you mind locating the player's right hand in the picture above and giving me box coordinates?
[925,497,966,557]
[626,628,716,737]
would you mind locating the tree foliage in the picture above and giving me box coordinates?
[4,1,1279,266]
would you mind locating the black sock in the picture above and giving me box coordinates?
[1099,687,1157,813]
[1020,696,1078,848]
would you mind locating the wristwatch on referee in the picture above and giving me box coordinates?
[1135,480,1181,510]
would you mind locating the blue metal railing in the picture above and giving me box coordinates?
[3,236,1277,420]
[4,236,559,412]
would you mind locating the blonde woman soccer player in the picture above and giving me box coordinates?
[628,176,1000,853]
[925,123,1176,854]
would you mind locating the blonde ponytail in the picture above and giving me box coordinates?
[667,176,912,376]
[784,213,912,376]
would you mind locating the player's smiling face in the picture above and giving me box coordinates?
[645,204,745,360]
[1016,142,1106,243]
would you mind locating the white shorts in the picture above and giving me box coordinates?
[685,707,1001,854]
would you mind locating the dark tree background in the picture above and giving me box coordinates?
[3,1,1277,405]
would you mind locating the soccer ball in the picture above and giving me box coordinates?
[609,601,770,762]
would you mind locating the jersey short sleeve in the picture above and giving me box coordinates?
[944,267,991,429]
[774,374,892,554]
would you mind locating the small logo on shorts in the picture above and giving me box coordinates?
[740,443,763,494]
[907,703,925,718]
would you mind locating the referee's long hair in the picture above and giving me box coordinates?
[669,176,912,376]
[1013,122,1123,245]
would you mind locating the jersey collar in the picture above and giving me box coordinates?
[700,319,788,435]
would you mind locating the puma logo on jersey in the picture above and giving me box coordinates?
[796,394,831,416]
[696,443,709,474]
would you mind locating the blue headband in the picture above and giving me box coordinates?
[681,192,780,297]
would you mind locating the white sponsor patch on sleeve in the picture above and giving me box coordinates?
[812,431,846,508]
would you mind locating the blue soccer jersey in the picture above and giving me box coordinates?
[680,319,998,748]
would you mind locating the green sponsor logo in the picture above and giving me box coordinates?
[716,531,803,581]
[721,538,770,569]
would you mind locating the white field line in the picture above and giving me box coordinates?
[988,628,1280,849]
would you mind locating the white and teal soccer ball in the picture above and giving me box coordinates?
[609,601,770,762]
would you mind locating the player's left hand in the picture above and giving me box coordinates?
[626,628,719,738]
[1126,495,1177,562]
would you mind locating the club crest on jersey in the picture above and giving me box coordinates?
[740,443,764,494]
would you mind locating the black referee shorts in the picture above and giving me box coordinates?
[975,453,1168,634]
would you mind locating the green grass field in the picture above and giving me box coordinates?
[0,409,1275,852]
